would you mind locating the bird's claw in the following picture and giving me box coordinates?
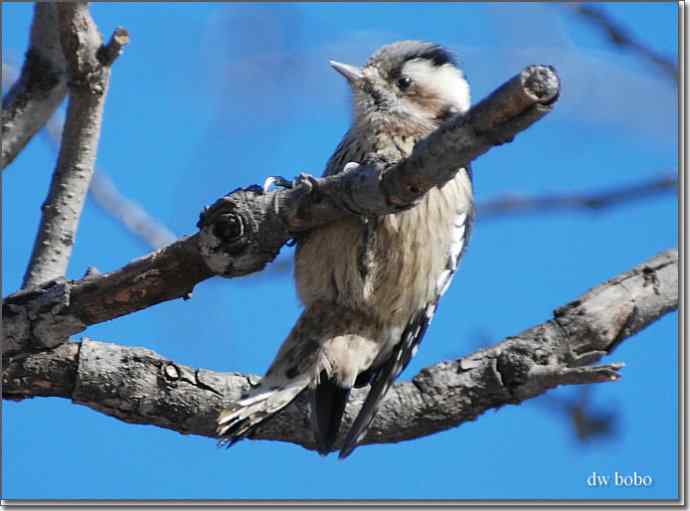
[343,161,361,173]
[294,172,320,194]
[262,176,294,193]
[262,173,320,194]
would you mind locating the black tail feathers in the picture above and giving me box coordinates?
[311,371,351,456]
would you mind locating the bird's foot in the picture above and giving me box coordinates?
[262,175,294,193]
[293,172,320,194]
[262,173,320,194]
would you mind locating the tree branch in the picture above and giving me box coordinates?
[477,174,677,220]
[3,235,211,356]
[1,3,67,170]
[22,3,128,289]
[3,250,678,451]
[2,65,560,356]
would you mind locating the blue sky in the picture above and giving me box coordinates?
[2,2,678,501]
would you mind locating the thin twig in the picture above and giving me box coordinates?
[570,4,677,83]
[2,250,678,451]
[22,3,128,289]
[97,26,129,67]
[477,174,677,220]
[1,3,67,170]
[42,114,177,249]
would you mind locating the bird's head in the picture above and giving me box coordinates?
[330,40,470,130]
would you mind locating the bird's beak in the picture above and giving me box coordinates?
[329,60,364,86]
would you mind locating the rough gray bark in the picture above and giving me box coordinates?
[1,3,67,170]
[22,3,128,289]
[3,250,677,451]
[3,235,210,357]
[2,65,559,357]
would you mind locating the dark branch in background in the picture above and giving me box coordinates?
[477,174,677,220]
[538,387,619,444]
[1,3,67,170]
[570,3,678,83]
[2,65,560,357]
[22,3,128,289]
[2,250,677,451]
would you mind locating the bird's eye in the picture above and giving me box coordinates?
[397,76,412,90]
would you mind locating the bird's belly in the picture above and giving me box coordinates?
[294,170,473,327]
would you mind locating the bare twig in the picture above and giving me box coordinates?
[477,174,677,220]
[42,114,178,249]
[22,3,128,289]
[2,250,677,451]
[1,3,67,170]
[571,4,677,83]
[89,171,178,249]
[97,26,129,67]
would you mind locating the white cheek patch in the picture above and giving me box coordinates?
[401,59,471,114]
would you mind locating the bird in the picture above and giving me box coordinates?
[217,40,475,459]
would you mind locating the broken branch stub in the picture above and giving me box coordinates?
[197,185,293,276]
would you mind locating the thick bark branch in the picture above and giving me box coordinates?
[3,250,678,452]
[22,3,128,289]
[3,235,211,356]
[2,65,560,355]
[1,3,67,170]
